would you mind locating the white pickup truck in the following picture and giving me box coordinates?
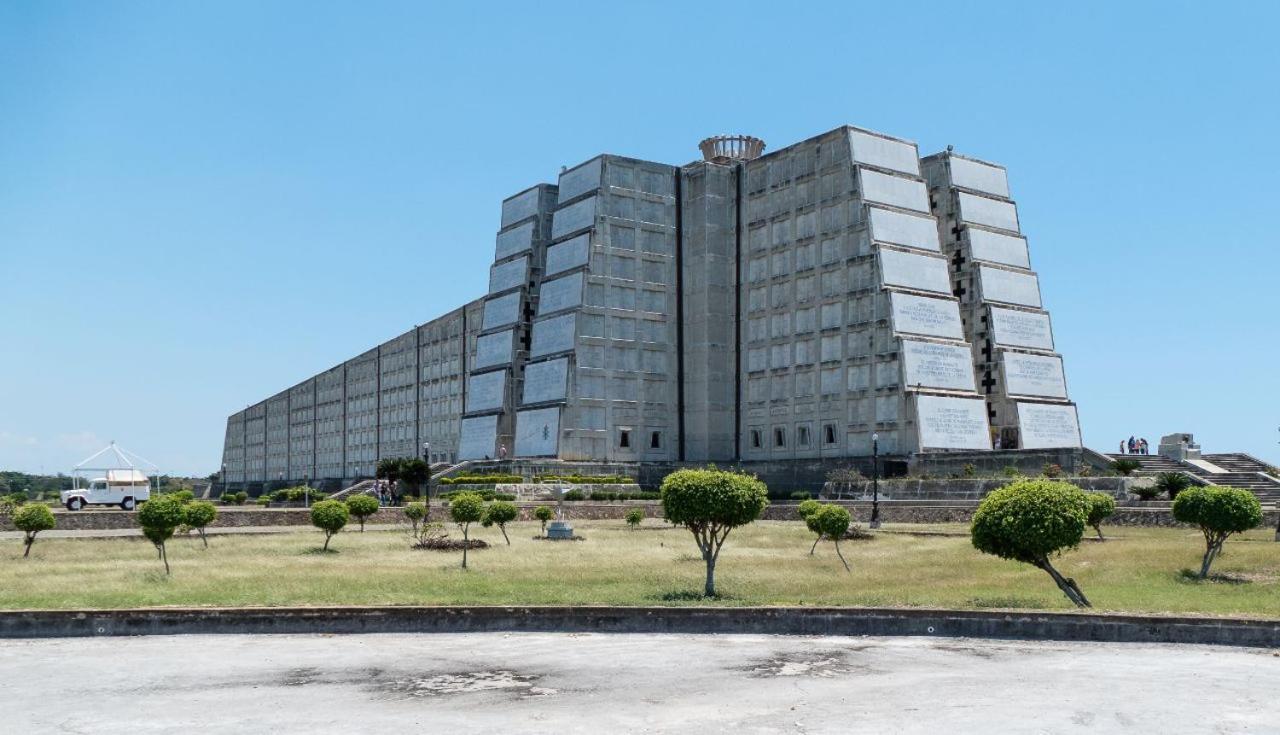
[61,469,152,511]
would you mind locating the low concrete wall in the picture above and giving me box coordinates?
[822,477,1133,501]
[0,605,1275,647]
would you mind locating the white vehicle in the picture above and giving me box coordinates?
[63,441,160,511]
[61,469,152,511]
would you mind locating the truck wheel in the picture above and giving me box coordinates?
[67,497,84,511]
[121,497,135,511]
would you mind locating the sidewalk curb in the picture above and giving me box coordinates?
[1,606,1276,648]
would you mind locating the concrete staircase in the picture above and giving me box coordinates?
[1108,452,1280,503]
[1105,454,1187,475]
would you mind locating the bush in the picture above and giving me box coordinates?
[789,491,812,500]
[1042,463,1063,479]
[439,474,523,486]
[255,497,271,506]
[481,500,518,545]
[448,492,486,568]
[164,489,195,503]
[534,505,554,537]
[1001,466,1023,478]
[625,507,644,529]
[403,502,427,533]
[971,479,1093,607]
[806,504,853,571]
[12,503,55,558]
[494,493,516,502]
[345,495,380,532]
[796,499,821,520]
[661,469,769,597]
[1132,482,1161,501]
[1154,472,1193,500]
[1111,459,1140,476]
[563,489,586,501]
[310,500,349,551]
[1085,493,1116,541]
[1171,486,1263,579]
[138,495,187,574]
[183,501,218,548]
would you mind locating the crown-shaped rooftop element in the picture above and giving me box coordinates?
[698,135,765,164]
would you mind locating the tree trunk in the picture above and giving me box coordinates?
[1036,557,1090,607]
[703,552,716,597]
[23,534,33,558]
[1199,541,1220,579]
[323,532,332,551]
[541,520,547,538]
[500,525,510,545]
[200,528,208,548]
[810,535,821,555]
[359,518,365,532]
[1093,524,1104,541]
[462,527,469,569]
[161,544,170,575]
[834,539,851,573]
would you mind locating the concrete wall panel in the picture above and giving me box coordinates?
[878,249,951,294]
[1002,353,1067,398]
[848,128,921,175]
[968,228,1030,268]
[552,196,598,239]
[522,358,569,404]
[481,292,522,331]
[537,272,584,316]
[488,256,528,294]
[901,340,977,391]
[958,192,1019,232]
[859,169,930,213]
[889,293,965,339]
[867,206,940,251]
[950,156,1010,198]
[530,313,577,357]
[915,395,991,450]
[473,330,515,370]
[500,188,540,228]
[989,307,1054,350]
[515,406,560,457]
[545,233,590,276]
[495,222,535,261]
[458,415,498,460]
[466,370,506,413]
[1017,402,1082,448]
[979,266,1041,307]
[558,157,603,203]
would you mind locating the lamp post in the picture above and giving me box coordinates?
[221,463,227,499]
[870,432,881,529]
[303,472,310,508]
[422,441,431,501]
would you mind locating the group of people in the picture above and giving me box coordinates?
[372,479,400,506]
[1118,436,1150,455]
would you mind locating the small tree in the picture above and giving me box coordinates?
[183,501,218,548]
[660,469,769,597]
[1172,485,1263,579]
[138,495,186,574]
[403,502,427,534]
[971,479,1092,607]
[534,505,554,537]
[625,507,644,529]
[398,458,430,500]
[449,492,486,568]
[797,499,821,523]
[13,504,55,558]
[482,500,518,545]
[1154,472,1193,500]
[809,504,852,572]
[345,494,380,532]
[310,500,349,551]
[1085,493,1116,541]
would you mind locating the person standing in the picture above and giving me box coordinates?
[1128,436,1136,454]
[1119,439,1126,454]
[498,444,508,460]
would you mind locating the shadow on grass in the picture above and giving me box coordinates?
[303,548,340,556]
[1177,569,1252,585]
[651,590,740,603]
[968,596,1048,610]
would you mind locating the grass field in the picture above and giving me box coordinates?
[1,520,1277,616]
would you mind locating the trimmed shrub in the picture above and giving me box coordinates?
[310,500,349,551]
[789,491,812,500]
[403,502,427,533]
[183,501,218,548]
[138,495,187,574]
[661,469,769,597]
[164,489,195,503]
[439,474,522,486]
[13,503,55,558]
[1042,463,1063,479]
[625,507,644,529]
[1154,472,1193,500]
[563,489,586,501]
[971,479,1092,607]
[1171,485,1263,579]
[1111,459,1140,476]
[448,492,486,568]
[534,505,554,537]
[1132,482,1161,501]
[481,500,518,545]
[345,494,380,532]
[1085,493,1116,541]
[255,497,271,506]
[796,499,821,520]
[806,504,852,571]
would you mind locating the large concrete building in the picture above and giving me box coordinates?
[221,124,1082,489]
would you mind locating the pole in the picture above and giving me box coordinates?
[870,432,881,529]
[303,473,310,508]
[422,442,431,501]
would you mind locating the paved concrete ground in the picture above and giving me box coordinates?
[2,633,1276,733]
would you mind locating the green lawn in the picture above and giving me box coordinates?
[2,520,1277,617]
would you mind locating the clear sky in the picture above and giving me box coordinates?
[2,1,1277,476]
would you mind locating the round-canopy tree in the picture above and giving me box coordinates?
[482,500,518,545]
[534,506,554,537]
[345,495,380,532]
[625,507,644,529]
[310,500,349,552]
[1171,485,1263,579]
[808,504,852,572]
[403,502,427,534]
[971,479,1093,607]
[449,492,486,568]
[1085,493,1116,541]
[183,501,218,548]
[13,503,55,558]
[660,469,769,597]
[796,499,821,522]
[138,495,187,574]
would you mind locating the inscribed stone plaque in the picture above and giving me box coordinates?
[848,129,921,175]
[545,232,590,276]
[901,340,976,391]
[466,370,507,412]
[515,406,560,457]
[522,357,569,404]
[1002,353,1067,398]
[989,307,1054,350]
[488,256,528,295]
[558,157,603,202]
[1017,402,1081,449]
[859,169,930,213]
[949,156,1010,198]
[967,228,1029,268]
[878,248,951,294]
[867,206,940,251]
[552,196,598,239]
[494,221,534,261]
[473,330,514,369]
[530,313,577,357]
[890,292,964,339]
[958,192,1019,232]
[481,292,521,331]
[500,188,540,228]
[458,415,498,460]
[915,395,991,450]
[537,271,584,316]
[979,266,1041,307]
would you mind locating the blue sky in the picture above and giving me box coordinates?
[1,1,1277,475]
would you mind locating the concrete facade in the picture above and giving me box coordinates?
[221,124,1080,487]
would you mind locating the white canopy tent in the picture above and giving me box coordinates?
[72,442,160,491]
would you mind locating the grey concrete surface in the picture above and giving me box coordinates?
[1,633,1275,733]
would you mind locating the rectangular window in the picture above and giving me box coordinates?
[649,431,662,449]
[797,426,811,447]
[750,430,762,449]
[824,424,837,445]
[619,429,631,448]
[774,428,786,448]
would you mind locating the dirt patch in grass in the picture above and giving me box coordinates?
[411,538,489,552]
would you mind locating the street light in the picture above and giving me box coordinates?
[303,472,310,508]
[422,441,431,501]
[870,432,881,529]
[221,463,227,498]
